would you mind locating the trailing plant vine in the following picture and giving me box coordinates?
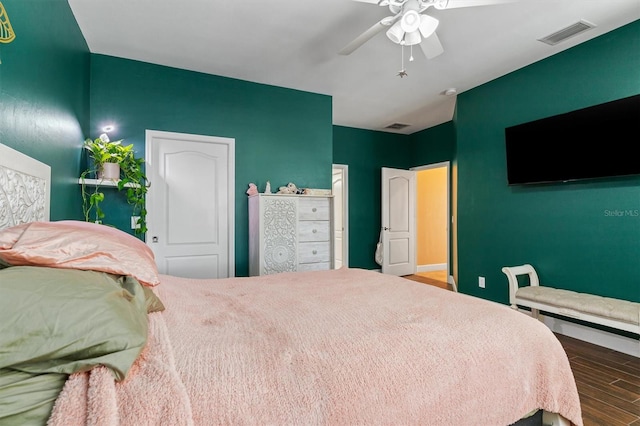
[80,135,150,236]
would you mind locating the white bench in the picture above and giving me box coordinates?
[502,264,640,335]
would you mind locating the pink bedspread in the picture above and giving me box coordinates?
[49,268,582,426]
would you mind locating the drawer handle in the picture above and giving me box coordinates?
[312,250,317,255]
[312,229,317,233]
[312,208,317,212]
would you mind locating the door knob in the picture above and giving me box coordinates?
[152,236,159,243]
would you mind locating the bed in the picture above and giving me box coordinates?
[0,142,583,426]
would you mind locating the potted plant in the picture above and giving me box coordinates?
[83,134,133,179]
[80,134,150,236]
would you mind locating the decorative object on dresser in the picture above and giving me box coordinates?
[277,182,299,194]
[246,182,258,196]
[249,193,334,276]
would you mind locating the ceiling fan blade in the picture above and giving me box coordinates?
[433,0,515,10]
[420,31,444,59]
[338,17,396,55]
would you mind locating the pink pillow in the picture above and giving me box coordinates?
[0,221,160,286]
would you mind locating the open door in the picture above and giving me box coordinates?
[381,167,416,276]
[332,165,349,269]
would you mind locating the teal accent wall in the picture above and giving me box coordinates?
[0,0,89,220]
[410,121,456,167]
[333,126,412,269]
[89,55,332,276]
[456,21,640,303]
[333,122,456,271]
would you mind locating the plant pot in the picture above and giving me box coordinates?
[99,163,120,180]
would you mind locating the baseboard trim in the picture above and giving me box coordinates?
[417,263,446,273]
[542,315,639,357]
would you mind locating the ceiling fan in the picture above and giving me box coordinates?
[339,0,515,60]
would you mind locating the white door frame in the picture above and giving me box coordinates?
[411,161,452,285]
[145,129,235,277]
[332,164,349,268]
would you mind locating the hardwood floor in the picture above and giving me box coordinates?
[401,275,640,425]
[555,333,640,426]
[403,271,452,291]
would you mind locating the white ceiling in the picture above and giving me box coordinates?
[67,0,640,135]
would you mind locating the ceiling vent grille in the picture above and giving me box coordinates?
[538,20,596,46]
[385,123,410,130]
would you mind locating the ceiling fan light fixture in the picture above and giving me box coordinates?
[386,20,405,44]
[419,14,439,38]
[400,10,421,33]
[404,30,421,46]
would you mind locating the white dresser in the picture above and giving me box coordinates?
[248,194,334,276]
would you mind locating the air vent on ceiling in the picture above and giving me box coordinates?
[538,20,596,46]
[385,123,410,130]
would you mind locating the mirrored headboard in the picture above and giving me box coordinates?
[0,143,51,230]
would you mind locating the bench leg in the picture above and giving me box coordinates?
[542,411,572,426]
[512,305,543,322]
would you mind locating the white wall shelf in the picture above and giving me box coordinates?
[78,178,139,188]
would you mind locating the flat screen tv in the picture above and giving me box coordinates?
[504,94,640,185]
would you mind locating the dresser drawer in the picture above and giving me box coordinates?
[298,198,331,221]
[298,241,331,264]
[297,262,331,272]
[298,221,330,242]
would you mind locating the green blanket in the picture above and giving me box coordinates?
[0,266,149,425]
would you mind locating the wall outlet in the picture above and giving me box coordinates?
[131,216,141,230]
[478,276,486,288]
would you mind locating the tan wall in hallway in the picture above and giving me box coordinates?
[417,168,447,266]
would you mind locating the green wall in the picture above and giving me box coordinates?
[0,0,89,220]
[410,121,456,167]
[333,126,412,269]
[333,122,457,271]
[89,55,333,276]
[455,21,640,304]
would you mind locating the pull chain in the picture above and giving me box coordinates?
[397,44,408,78]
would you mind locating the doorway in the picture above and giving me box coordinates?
[332,164,348,269]
[381,162,453,287]
[412,162,451,286]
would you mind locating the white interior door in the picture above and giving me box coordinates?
[332,165,348,269]
[146,130,235,278]
[381,167,416,276]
